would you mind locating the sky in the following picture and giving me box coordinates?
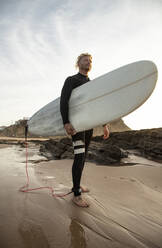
[0,0,162,130]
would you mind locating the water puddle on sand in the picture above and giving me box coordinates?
[121,150,162,167]
[0,144,45,176]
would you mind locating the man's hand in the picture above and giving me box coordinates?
[64,123,76,136]
[103,125,110,140]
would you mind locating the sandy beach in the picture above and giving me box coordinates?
[0,143,162,248]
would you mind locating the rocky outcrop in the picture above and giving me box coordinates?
[40,138,74,160]
[93,128,162,161]
[0,126,6,131]
[39,138,128,165]
[0,119,28,137]
[93,119,130,136]
[109,119,131,132]
[39,128,162,164]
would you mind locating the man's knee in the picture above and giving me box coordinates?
[73,140,85,155]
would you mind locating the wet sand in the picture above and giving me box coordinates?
[0,144,162,248]
[0,144,11,149]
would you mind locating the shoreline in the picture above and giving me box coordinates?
[0,136,49,141]
[0,135,162,165]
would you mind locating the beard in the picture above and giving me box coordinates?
[80,63,92,72]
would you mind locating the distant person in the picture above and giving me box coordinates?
[60,53,110,207]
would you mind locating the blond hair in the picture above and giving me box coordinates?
[75,53,92,68]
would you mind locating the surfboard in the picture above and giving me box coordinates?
[28,60,158,136]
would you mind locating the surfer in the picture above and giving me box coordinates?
[60,53,110,207]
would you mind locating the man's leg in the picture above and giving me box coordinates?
[71,131,89,207]
[85,129,93,158]
[71,131,85,196]
[80,129,93,193]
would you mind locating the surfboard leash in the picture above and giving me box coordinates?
[19,124,73,198]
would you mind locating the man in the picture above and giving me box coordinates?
[60,53,110,207]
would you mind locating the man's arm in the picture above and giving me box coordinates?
[60,77,72,125]
[103,124,110,139]
[60,77,76,135]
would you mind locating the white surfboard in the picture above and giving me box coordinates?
[28,61,158,136]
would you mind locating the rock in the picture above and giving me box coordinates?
[40,139,67,159]
[97,128,162,162]
[40,138,126,165]
[38,128,162,164]
[93,118,130,136]
[17,141,26,148]
[87,143,127,165]
[143,142,162,160]
[61,147,74,159]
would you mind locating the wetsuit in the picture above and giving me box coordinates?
[60,73,93,196]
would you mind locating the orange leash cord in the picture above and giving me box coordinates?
[19,125,72,198]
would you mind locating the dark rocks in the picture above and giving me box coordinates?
[86,142,128,165]
[40,138,74,160]
[142,142,162,160]
[39,138,127,165]
[96,128,162,162]
[39,128,162,165]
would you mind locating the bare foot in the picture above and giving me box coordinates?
[80,186,90,193]
[72,196,89,207]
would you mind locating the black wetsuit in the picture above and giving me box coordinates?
[60,73,93,196]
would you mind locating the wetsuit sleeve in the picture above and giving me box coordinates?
[60,77,73,125]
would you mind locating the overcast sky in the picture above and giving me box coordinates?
[0,0,162,129]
